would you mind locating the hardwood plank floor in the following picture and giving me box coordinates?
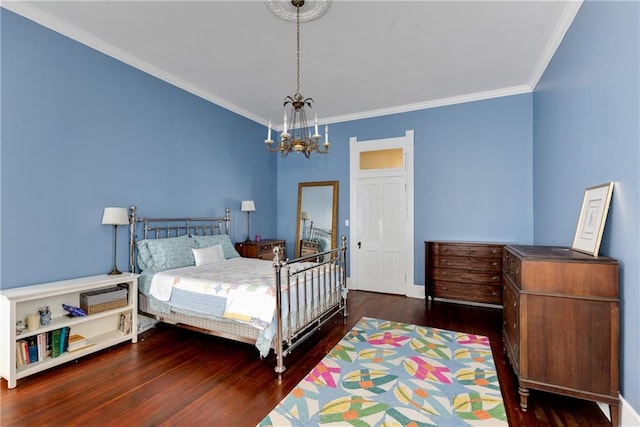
[1,291,612,426]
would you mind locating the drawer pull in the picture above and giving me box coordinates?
[492,262,499,266]
[513,323,516,329]
[492,276,499,281]
[491,291,498,296]
[492,250,499,254]
[442,272,448,276]
[513,301,517,308]
[441,259,448,264]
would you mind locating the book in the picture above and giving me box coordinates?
[118,312,132,335]
[20,340,29,364]
[67,334,93,352]
[37,333,46,361]
[16,340,27,367]
[51,329,62,358]
[27,336,38,363]
[62,326,70,353]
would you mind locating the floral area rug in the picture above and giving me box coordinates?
[259,317,508,426]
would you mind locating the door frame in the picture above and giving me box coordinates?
[349,130,415,294]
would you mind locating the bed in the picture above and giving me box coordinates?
[127,206,348,378]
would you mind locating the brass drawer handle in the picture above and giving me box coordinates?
[492,276,499,281]
[492,262,499,266]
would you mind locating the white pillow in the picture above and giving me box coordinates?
[192,244,225,266]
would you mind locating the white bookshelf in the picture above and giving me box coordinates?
[0,273,138,388]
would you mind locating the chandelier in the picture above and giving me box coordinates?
[264,0,329,158]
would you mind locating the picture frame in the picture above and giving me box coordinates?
[572,182,614,256]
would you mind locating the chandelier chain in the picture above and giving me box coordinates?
[296,4,301,95]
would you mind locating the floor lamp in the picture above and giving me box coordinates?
[241,200,256,243]
[102,207,129,275]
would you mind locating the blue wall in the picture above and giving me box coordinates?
[277,95,534,284]
[533,0,639,414]
[3,1,639,417]
[1,10,277,288]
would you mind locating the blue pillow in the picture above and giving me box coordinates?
[136,235,197,271]
[193,234,240,259]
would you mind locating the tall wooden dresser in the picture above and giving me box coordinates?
[502,245,619,426]
[425,241,503,306]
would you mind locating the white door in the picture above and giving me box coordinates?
[356,176,407,294]
[349,130,414,295]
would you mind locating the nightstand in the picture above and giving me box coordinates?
[235,239,286,260]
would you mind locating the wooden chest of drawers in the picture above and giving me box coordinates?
[425,241,503,306]
[235,239,286,261]
[503,245,619,425]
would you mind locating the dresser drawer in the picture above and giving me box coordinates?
[503,279,520,368]
[429,242,502,259]
[503,250,522,287]
[428,254,502,272]
[430,268,502,285]
[431,281,502,305]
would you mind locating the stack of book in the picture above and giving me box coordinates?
[67,334,93,352]
[15,326,89,368]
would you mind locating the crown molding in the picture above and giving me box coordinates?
[528,0,583,89]
[322,85,533,126]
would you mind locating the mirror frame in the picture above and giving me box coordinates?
[295,180,339,258]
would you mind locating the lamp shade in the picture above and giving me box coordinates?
[102,207,129,225]
[241,200,256,212]
[301,211,310,220]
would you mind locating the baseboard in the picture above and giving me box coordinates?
[597,395,640,426]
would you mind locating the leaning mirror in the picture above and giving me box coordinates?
[295,181,339,259]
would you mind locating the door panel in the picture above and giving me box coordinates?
[356,176,406,294]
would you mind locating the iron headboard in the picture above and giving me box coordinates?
[128,205,231,273]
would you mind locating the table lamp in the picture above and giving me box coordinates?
[241,200,256,243]
[102,207,129,275]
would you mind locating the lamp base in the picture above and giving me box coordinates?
[108,266,123,275]
[244,237,253,243]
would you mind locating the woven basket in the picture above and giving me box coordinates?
[81,298,128,315]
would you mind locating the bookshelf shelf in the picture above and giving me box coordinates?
[0,273,138,388]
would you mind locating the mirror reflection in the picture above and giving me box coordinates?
[295,181,339,259]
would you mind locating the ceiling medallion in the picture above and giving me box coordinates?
[265,0,331,23]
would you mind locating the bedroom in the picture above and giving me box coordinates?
[1,0,639,425]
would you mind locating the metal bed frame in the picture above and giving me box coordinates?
[127,205,348,378]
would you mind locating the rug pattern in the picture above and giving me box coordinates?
[259,317,507,426]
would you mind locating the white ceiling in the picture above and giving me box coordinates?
[4,1,582,128]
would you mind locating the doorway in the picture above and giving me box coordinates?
[349,130,414,295]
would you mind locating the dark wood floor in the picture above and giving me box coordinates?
[1,291,612,426]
